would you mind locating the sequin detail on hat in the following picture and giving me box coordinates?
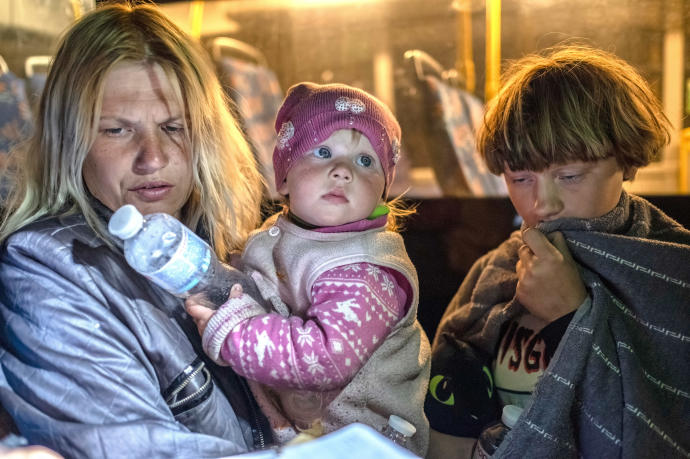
[277,121,295,149]
[392,138,401,164]
[335,96,366,114]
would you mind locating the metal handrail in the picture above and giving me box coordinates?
[25,55,52,78]
[209,37,268,67]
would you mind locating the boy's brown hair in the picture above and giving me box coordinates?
[478,45,671,174]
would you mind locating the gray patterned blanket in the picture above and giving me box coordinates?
[438,192,690,458]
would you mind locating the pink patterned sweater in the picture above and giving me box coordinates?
[201,213,430,456]
[202,215,408,390]
[208,263,406,389]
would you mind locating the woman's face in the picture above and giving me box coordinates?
[83,62,193,218]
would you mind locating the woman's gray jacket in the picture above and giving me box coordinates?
[0,210,271,458]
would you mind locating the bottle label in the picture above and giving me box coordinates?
[145,229,211,294]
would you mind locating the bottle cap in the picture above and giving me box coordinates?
[108,204,144,240]
[387,415,416,437]
[501,405,524,429]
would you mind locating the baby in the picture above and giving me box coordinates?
[187,83,431,456]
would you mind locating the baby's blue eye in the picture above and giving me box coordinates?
[313,146,331,159]
[357,154,373,168]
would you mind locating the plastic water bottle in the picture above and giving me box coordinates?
[471,405,523,459]
[381,415,416,450]
[108,204,249,308]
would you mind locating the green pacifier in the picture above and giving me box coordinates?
[367,204,390,220]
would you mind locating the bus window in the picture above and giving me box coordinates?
[155,0,682,196]
[0,0,685,195]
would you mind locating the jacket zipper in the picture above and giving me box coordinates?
[240,377,266,449]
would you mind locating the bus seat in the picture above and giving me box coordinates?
[209,37,283,198]
[397,50,445,172]
[0,55,33,200]
[423,75,507,196]
[402,49,506,197]
[24,55,52,111]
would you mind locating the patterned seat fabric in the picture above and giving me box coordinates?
[26,72,47,111]
[24,55,51,111]
[217,56,284,197]
[422,76,507,197]
[0,71,33,199]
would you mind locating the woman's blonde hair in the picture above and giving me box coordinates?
[0,2,264,261]
[478,45,671,174]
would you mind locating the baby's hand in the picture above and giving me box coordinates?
[230,283,243,299]
[185,284,244,335]
[185,293,215,335]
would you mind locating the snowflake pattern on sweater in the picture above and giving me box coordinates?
[208,262,407,391]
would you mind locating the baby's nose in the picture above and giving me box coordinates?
[329,163,352,181]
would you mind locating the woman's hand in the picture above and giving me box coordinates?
[515,228,587,322]
[185,284,243,334]
[0,446,64,459]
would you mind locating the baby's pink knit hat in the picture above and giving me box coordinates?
[273,82,401,196]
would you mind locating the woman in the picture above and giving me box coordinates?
[0,3,271,457]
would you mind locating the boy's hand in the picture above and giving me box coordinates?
[515,228,587,322]
[185,284,244,334]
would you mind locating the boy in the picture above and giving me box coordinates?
[427,45,690,458]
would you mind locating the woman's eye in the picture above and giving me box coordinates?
[163,124,183,134]
[312,146,331,159]
[103,127,123,136]
[356,154,373,168]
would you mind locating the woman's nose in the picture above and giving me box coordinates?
[329,162,352,182]
[534,179,563,221]
[133,131,169,174]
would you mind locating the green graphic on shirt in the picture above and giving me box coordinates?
[429,374,455,406]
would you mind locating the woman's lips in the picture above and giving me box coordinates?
[130,182,173,201]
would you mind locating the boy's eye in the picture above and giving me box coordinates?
[356,154,373,168]
[312,146,331,159]
[559,174,582,183]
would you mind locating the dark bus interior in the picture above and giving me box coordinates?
[1,0,688,340]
